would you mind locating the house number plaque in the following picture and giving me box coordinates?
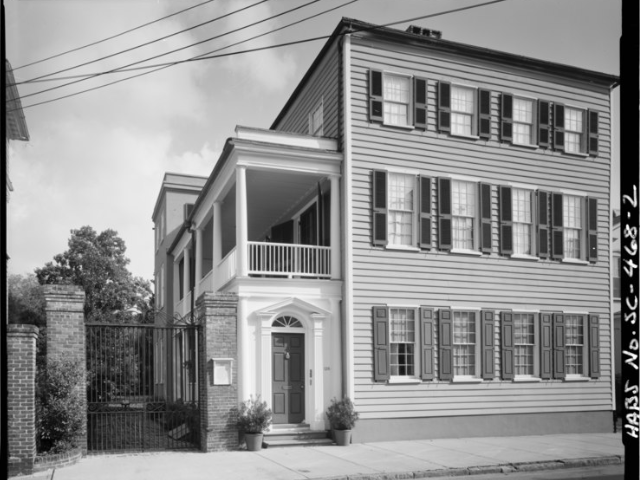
[212,358,233,385]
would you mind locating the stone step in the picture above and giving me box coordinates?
[263,424,332,447]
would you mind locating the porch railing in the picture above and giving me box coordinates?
[248,241,331,278]
[215,247,237,290]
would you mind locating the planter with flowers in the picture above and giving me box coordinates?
[326,396,359,446]
[236,396,272,451]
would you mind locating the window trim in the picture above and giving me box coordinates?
[564,313,589,379]
[511,187,536,257]
[511,95,538,147]
[382,71,414,128]
[512,312,539,379]
[451,309,482,379]
[450,179,480,252]
[388,307,419,380]
[449,83,479,138]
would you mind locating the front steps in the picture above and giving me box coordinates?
[263,424,332,448]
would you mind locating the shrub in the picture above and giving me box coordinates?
[236,396,272,434]
[326,396,359,430]
[36,358,85,454]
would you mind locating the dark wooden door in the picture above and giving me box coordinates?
[272,333,305,424]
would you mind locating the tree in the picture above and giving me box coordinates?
[35,226,153,323]
[8,273,47,366]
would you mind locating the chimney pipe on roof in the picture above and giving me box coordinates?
[405,25,442,39]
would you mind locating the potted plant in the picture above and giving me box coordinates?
[236,395,272,451]
[326,396,359,446]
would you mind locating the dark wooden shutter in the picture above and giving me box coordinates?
[414,77,428,130]
[588,110,599,156]
[553,313,566,379]
[537,190,550,259]
[419,176,432,249]
[420,308,435,380]
[580,110,588,153]
[372,170,387,246]
[437,81,451,133]
[372,306,390,382]
[479,183,492,253]
[540,313,553,379]
[551,193,564,260]
[500,93,513,143]
[499,186,513,255]
[479,89,491,139]
[501,312,514,380]
[538,100,551,148]
[587,197,598,262]
[481,310,495,380]
[439,308,453,380]
[589,314,601,378]
[369,70,384,123]
[438,177,452,251]
[553,103,565,151]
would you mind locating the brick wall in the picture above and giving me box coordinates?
[196,292,239,451]
[43,285,87,454]
[7,324,38,476]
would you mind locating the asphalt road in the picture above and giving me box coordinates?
[464,464,625,480]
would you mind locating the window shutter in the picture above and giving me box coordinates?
[478,89,491,139]
[540,313,553,379]
[553,313,566,379]
[372,306,390,382]
[588,110,599,156]
[589,314,601,378]
[420,308,435,380]
[439,308,453,380]
[414,77,428,130]
[499,186,513,255]
[372,170,387,246]
[437,81,451,133]
[551,193,564,260]
[438,178,452,251]
[481,310,495,380]
[553,103,565,151]
[538,100,551,148]
[501,312,514,380]
[500,93,513,143]
[537,190,550,259]
[479,183,492,253]
[587,197,598,262]
[419,176,432,249]
[369,70,384,123]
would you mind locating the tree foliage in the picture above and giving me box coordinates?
[8,273,48,366]
[35,226,153,323]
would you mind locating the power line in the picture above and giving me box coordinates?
[14,0,321,101]
[10,0,507,112]
[12,0,217,71]
[19,0,268,85]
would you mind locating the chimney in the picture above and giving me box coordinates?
[405,25,442,39]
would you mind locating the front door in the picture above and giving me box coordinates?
[272,333,305,424]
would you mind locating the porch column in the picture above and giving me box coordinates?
[236,166,248,277]
[213,201,222,289]
[311,314,325,430]
[195,227,203,298]
[184,247,191,316]
[330,175,341,279]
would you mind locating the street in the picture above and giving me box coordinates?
[465,464,624,480]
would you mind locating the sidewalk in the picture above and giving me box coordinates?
[13,432,624,480]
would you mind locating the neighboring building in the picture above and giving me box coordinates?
[612,210,621,415]
[153,18,619,442]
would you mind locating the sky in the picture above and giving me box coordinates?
[5,0,621,282]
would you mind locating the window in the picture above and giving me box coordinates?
[553,104,599,156]
[501,94,541,147]
[450,85,475,136]
[565,315,586,376]
[452,311,479,377]
[512,188,533,255]
[369,70,427,129]
[383,74,411,126]
[451,180,477,250]
[564,107,583,154]
[512,98,535,145]
[563,195,582,259]
[388,173,415,246]
[309,100,323,136]
[389,308,416,376]
[513,313,536,376]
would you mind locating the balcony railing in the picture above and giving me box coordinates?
[248,241,331,278]
[216,248,238,290]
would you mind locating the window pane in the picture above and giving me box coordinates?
[565,315,584,375]
[384,102,409,126]
[513,98,533,123]
[389,309,415,376]
[452,181,475,249]
[388,173,414,245]
[453,311,476,376]
[451,113,472,136]
[513,123,532,145]
[451,86,474,113]
[384,75,410,103]
[565,108,583,132]
[512,189,532,255]
[563,196,582,259]
[514,314,535,375]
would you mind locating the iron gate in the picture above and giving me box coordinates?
[86,323,200,452]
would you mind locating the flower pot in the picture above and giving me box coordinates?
[244,432,263,451]
[334,429,351,446]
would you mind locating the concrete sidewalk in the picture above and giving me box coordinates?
[13,432,624,480]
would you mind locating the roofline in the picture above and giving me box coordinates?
[151,171,208,221]
[5,59,30,142]
[271,17,619,129]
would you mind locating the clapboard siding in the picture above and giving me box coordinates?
[348,37,613,419]
[273,42,341,137]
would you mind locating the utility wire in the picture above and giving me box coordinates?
[10,0,506,112]
[14,0,321,100]
[12,0,217,71]
[17,0,270,86]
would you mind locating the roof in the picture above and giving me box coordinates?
[5,60,30,142]
[272,17,619,129]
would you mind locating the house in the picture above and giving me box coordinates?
[152,18,619,443]
[612,210,621,416]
